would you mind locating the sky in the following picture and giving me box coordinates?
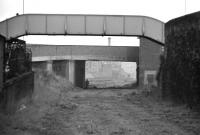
[0,0,199,46]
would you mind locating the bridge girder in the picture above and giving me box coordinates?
[0,14,165,44]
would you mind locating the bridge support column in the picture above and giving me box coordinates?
[74,60,85,88]
[68,60,75,85]
[46,60,85,88]
[58,60,85,88]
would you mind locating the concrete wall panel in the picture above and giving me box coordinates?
[56,45,72,57]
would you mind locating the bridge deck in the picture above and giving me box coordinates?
[28,44,139,62]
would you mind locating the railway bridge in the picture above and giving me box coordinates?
[0,14,164,113]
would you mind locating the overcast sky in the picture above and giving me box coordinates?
[0,0,199,46]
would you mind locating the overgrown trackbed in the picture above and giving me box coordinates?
[41,89,192,135]
[1,88,198,135]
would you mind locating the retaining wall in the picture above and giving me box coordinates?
[1,72,34,114]
[163,11,200,106]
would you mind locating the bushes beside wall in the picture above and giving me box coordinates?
[163,11,200,108]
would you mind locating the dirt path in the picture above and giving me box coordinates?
[38,89,192,135]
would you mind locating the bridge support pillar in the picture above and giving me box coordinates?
[60,60,85,88]
[68,60,75,85]
[74,60,85,88]
[44,60,85,88]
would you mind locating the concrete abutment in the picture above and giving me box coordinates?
[31,38,163,89]
[139,37,163,89]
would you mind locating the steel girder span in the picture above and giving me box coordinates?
[0,14,165,44]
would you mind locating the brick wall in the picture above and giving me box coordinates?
[139,37,163,89]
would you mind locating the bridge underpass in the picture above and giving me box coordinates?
[29,44,139,88]
[28,37,162,88]
[85,61,137,89]
[0,13,164,112]
[1,10,200,135]
[0,14,165,88]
